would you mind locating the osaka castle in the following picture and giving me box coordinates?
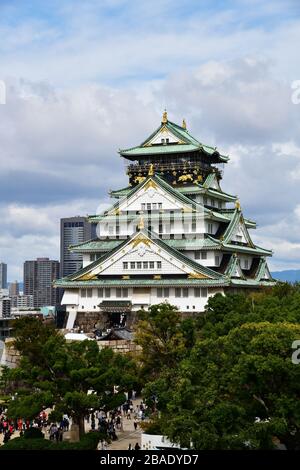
[55,111,275,330]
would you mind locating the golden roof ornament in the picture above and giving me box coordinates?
[235,199,241,211]
[182,118,186,129]
[148,163,154,176]
[162,109,168,124]
[138,214,145,230]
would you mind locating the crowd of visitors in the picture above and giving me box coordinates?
[1,396,146,447]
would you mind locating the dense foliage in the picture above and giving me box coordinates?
[136,285,300,449]
[0,317,138,437]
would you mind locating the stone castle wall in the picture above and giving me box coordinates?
[0,338,20,369]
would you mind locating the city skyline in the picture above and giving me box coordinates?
[0,1,300,279]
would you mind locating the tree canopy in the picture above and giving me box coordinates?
[138,286,300,449]
[0,317,138,437]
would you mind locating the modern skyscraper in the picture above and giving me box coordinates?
[24,258,60,307]
[9,281,19,297]
[0,297,11,318]
[60,217,95,277]
[0,263,7,289]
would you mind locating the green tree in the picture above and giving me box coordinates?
[0,317,138,437]
[152,322,300,449]
[134,302,195,380]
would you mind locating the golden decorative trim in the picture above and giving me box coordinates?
[130,234,152,248]
[153,275,161,279]
[235,200,241,211]
[77,273,98,281]
[144,179,157,191]
[148,163,154,176]
[182,118,187,129]
[162,109,168,124]
[188,272,208,279]
[112,208,121,215]
[138,215,144,230]
[134,176,146,184]
[122,275,130,279]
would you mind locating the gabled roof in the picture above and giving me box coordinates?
[119,118,229,163]
[59,228,225,284]
[255,258,274,282]
[88,174,231,224]
[224,254,246,279]
[221,209,255,246]
[203,173,221,191]
[110,181,237,202]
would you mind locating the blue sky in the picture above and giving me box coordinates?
[0,0,300,279]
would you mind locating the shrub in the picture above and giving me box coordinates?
[0,431,106,451]
[0,437,52,450]
[24,427,44,439]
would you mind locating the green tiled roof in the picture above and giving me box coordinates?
[119,120,229,163]
[70,235,272,257]
[224,254,246,279]
[59,228,225,284]
[55,277,229,288]
[110,182,237,202]
[88,174,232,225]
[55,276,275,289]
[120,143,200,156]
[70,238,123,253]
[222,243,272,256]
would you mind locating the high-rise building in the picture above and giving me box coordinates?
[11,295,34,309]
[60,217,95,277]
[55,112,275,331]
[24,258,60,307]
[0,263,7,289]
[9,281,19,297]
[0,296,11,318]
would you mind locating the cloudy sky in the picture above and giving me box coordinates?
[0,0,300,280]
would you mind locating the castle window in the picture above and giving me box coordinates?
[87,288,93,298]
[105,288,110,298]
[182,288,189,298]
[215,255,220,266]
[98,288,103,297]
[123,262,128,270]
[195,252,200,260]
[137,262,142,269]
[161,138,165,144]
[207,223,213,234]
[166,138,169,144]
[149,261,155,269]
[194,287,200,297]
[141,203,145,211]
[81,289,87,298]
[158,203,162,209]
[147,203,151,211]
[122,288,128,298]
[130,262,135,269]
[244,259,249,269]
[157,288,163,298]
[157,261,162,269]
[218,201,222,209]
[175,288,181,298]
[201,288,208,297]
[116,288,122,298]
[143,262,148,269]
